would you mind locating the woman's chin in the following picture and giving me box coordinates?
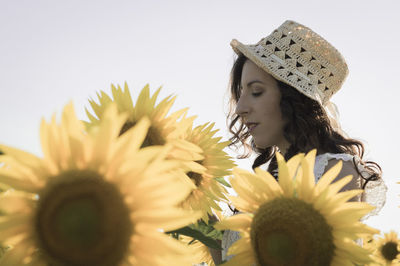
[254,141,268,149]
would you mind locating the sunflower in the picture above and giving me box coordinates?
[180,122,234,222]
[215,150,379,266]
[86,83,204,163]
[180,235,215,266]
[0,103,200,265]
[366,231,400,265]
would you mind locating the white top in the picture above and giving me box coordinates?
[221,152,387,262]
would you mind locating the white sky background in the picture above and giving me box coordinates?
[1,0,399,232]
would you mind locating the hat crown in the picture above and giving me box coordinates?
[231,20,349,105]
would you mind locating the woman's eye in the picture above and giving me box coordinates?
[252,92,262,97]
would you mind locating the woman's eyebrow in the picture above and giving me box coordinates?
[247,80,264,87]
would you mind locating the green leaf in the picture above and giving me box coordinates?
[167,226,222,250]
[0,244,9,259]
[215,177,231,188]
[192,219,224,240]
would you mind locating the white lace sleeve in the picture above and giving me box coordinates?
[222,230,241,261]
[314,153,354,182]
[314,153,387,220]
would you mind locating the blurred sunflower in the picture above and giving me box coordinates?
[86,83,204,163]
[180,235,215,266]
[215,150,378,266]
[366,231,400,265]
[0,103,200,265]
[181,122,234,222]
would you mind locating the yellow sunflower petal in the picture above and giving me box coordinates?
[0,191,35,214]
[0,236,35,265]
[215,213,252,231]
[0,171,40,193]
[276,152,294,197]
[0,146,41,171]
[315,159,343,194]
[286,152,304,178]
[297,149,317,202]
[224,249,255,266]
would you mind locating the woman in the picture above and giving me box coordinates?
[217,20,387,263]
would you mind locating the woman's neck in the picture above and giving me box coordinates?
[277,140,290,156]
[278,142,326,158]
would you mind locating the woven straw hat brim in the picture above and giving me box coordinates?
[231,39,323,103]
[230,20,349,105]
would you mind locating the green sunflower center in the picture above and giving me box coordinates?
[251,197,334,266]
[120,121,165,147]
[35,170,132,266]
[381,241,399,261]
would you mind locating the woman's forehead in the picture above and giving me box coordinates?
[241,60,277,88]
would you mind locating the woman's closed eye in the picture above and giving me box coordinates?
[252,91,263,97]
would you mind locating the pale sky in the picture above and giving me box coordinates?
[1,0,399,232]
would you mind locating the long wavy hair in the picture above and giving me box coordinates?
[227,54,381,188]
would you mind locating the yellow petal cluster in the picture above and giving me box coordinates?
[365,231,400,265]
[181,122,235,221]
[180,235,215,266]
[215,150,379,266]
[0,103,200,265]
[86,83,203,162]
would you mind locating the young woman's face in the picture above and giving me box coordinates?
[235,59,287,150]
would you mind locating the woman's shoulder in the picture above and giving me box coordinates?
[315,152,361,192]
[314,152,358,182]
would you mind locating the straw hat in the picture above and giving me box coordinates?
[231,20,348,105]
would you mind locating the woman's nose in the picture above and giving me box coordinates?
[235,97,250,117]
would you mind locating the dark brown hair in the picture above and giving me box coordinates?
[227,54,381,188]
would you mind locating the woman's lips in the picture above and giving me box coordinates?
[246,123,259,132]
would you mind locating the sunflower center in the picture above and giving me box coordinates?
[120,120,136,136]
[187,160,204,187]
[381,241,399,261]
[187,172,202,187]
[251,197,334,266]
[120,121,165,147]
[55,197,100,247]
[35,170,132,266]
